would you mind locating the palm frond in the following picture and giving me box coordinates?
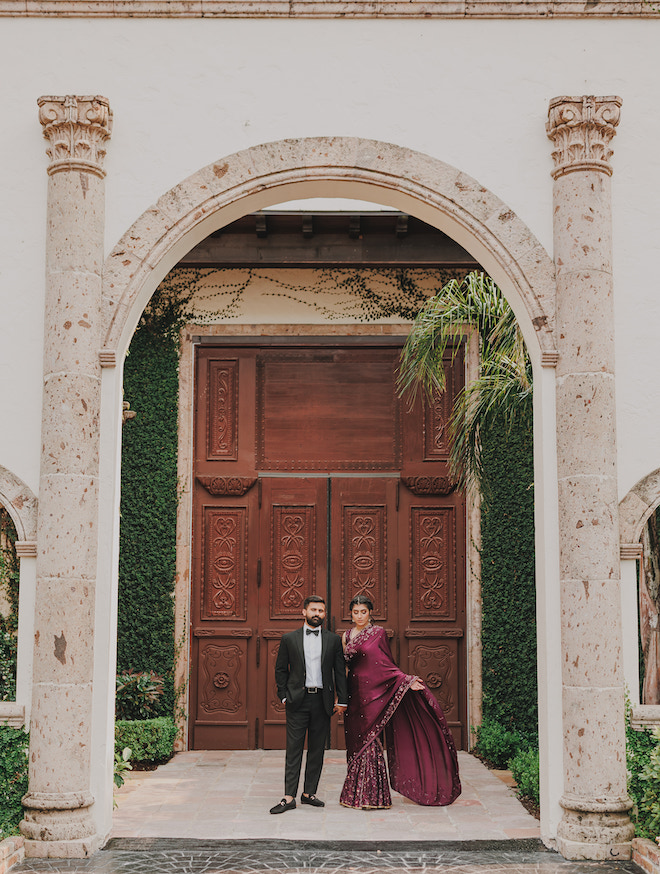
[397,270,532,491]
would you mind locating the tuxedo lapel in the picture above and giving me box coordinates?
[320,627,328,664]
[293,626,305,668]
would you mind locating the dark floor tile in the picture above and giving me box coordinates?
[11,839,643,874]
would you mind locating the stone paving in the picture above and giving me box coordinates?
[11,751,643,873]
[109,750,540,842]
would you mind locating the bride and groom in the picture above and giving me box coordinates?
[270,593,460,814]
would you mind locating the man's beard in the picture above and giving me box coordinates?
[307,615,324,627]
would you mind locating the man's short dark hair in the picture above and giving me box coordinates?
[303,595,326,608]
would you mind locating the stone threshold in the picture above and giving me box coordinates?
[104,837,549,852]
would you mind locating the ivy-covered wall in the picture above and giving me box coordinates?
[117,310,180,717]
[116,270,538,738]
[479,411,537,738]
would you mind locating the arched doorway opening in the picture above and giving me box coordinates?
[95,137,560,844]
[160,213,476,752]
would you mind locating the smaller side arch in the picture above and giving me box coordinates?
[619,468,660,547]
[0,465,38,726]
[0,464,37,543]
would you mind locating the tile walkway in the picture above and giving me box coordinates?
[11,752,642,872]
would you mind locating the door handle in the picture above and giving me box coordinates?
[256,636,261,668]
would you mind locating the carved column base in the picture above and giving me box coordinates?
[556,795,635,861]
[20,791,99,857]
[23,836,102,860]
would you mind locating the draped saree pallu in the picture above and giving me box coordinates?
[340,624,461,809]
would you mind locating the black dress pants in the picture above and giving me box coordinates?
[284,692,329,797]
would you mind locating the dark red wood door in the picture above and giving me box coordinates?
[191,344,467,750]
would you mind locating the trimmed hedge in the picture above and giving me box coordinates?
[115,717,178,766]
[473,716,524,769]
[0,727,28,839]
[509,746,540,805]
[479,410,537,737]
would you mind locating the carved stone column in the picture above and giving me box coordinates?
[547,96,634,860]
[21,96,112,858]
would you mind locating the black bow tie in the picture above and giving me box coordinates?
[306,628,320,636]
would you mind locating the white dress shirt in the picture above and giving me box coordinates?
[303,623,323,688]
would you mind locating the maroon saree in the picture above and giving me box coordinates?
[340,624,461,809]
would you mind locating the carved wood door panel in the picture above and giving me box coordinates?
[328,476,399,749]
[190,478,260,749]
[397,484,466,748]
[258,476,328,749]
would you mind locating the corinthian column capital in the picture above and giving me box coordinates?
[547,95,622,179]
[38,95,112,178]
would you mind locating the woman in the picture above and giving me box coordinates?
[340,594,461,809]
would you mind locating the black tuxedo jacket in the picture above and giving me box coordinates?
[275,626,348,717]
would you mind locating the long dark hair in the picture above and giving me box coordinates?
[349,594,374,613]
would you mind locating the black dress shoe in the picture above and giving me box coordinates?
[301,793,325,807]
[270,797,296,814]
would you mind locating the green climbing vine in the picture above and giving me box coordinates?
[117,283,195,718]
[158,266,468,323]
[0,509,19,702]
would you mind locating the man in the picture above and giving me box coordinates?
[270,594,347,813]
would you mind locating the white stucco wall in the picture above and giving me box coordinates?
[1,17,658,850]
[1,18,659,503]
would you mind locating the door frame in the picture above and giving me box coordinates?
[176,322,481,751]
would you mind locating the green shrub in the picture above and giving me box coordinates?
[0,630,17,702]
[626,698,660,839]
[115,717,178,766]
[114,747,133,790]
[116,670,164,721]
[474,717,523,769]
[0,727,28,838]
[635,728,660,841]
[509,746,540,806]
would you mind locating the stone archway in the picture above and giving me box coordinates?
[31,104,630,861]
[620,469,660,547]
[93,136,563,850]
[100,137,556,361]
[619,470,660,708]
[0,465,37,545]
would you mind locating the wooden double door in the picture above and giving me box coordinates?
[191,345,467,750]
